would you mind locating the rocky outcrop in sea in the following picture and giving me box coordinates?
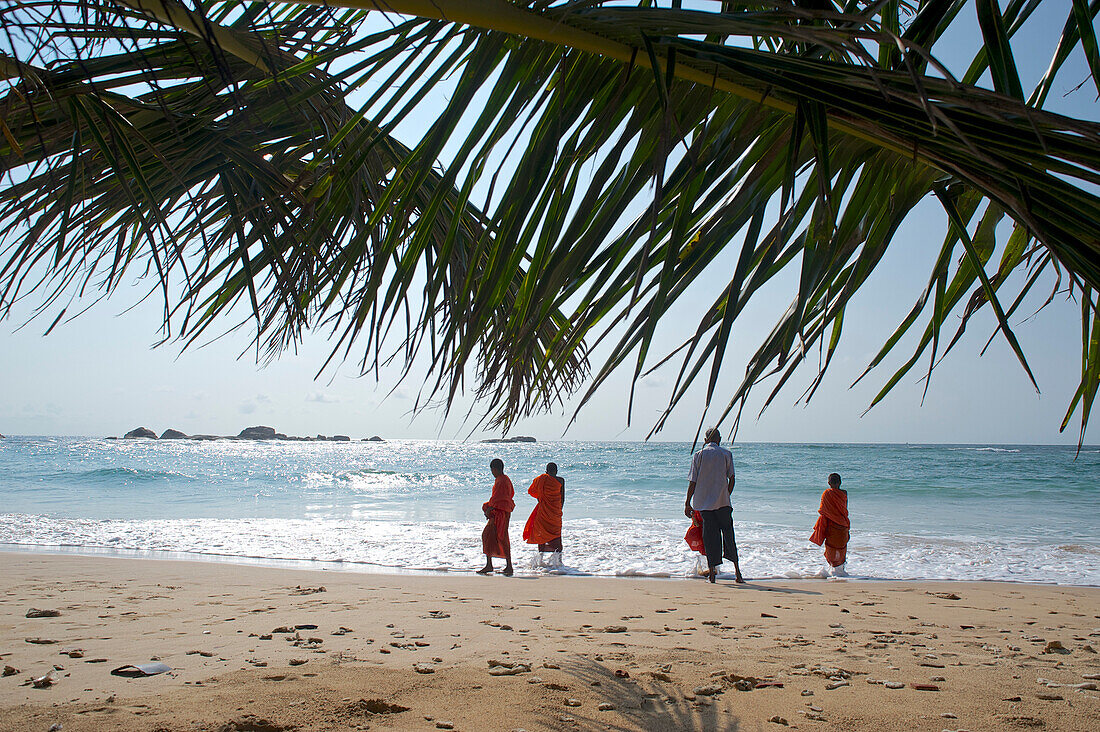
[480,436,537,443]
[113,426,381,442]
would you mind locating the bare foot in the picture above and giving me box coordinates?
[502,567,514,577]
[708,568,717,584]
[735,575,746,584]
[476,566,493,575]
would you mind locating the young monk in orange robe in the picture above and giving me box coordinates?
[478,458,514,576]
[522,462,565,554]
[809,473,849,568]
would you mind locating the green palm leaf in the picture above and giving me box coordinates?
[1,0,1098,444]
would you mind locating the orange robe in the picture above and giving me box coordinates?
[684,510,706,556]
[482,474,514,559]
[809,487,849,567]
[522,474,563,545]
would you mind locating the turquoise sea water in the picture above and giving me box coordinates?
[0,437,1097,584]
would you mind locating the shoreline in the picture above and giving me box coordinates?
[2,552,1098,731]
[4,544,1097,588]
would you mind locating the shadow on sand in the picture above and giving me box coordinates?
[540,656,743,732]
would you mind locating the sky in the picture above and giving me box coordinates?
[0,2,1096,444]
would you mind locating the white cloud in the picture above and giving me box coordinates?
[238,401,257,414]
[306,392,339,404]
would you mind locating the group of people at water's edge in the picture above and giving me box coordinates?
[477,430,849,580]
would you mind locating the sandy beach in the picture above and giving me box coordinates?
[1,553,1097,731]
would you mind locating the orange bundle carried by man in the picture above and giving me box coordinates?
[809,473,849,568]
[522,463,565,555]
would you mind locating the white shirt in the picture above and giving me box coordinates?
[688,442,735,511]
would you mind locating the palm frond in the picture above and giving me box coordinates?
[2,0,1098,444]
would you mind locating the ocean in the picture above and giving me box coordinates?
[0,437,1097,585]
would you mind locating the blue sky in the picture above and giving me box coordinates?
[0,3,1096,444]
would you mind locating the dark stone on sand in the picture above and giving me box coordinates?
[480,435,537,443]
[160,429,187,440]
[26,608,61,618]
[124,427,157,439]
[332,435,350,442]
[239,426,277,440]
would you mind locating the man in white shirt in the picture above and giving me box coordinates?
[685,427,744,584]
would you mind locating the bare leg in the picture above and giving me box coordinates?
[502,548,514,576]
[477,558,493,574]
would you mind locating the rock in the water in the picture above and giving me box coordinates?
[159,429,187,440]
[238,426,277,440]
[480,435,537,443]
[368,435,385,442]
[332,435,350,442]
[123,427,157,439]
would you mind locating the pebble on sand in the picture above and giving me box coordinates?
[694,684,723,696]
[26,609,62,618]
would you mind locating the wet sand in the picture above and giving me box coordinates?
[1,552,1098,731]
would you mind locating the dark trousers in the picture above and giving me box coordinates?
[699,506,738,569]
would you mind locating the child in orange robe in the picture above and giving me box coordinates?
[810,473,849,569]
[522,463,565,556]
[478,458,514,576]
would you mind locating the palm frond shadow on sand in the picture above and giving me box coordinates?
[544,656,741,732]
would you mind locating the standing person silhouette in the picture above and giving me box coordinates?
[477,458,514,576]
[810,472,849,574]
[523,462,565,564]
[685,428,745,584]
